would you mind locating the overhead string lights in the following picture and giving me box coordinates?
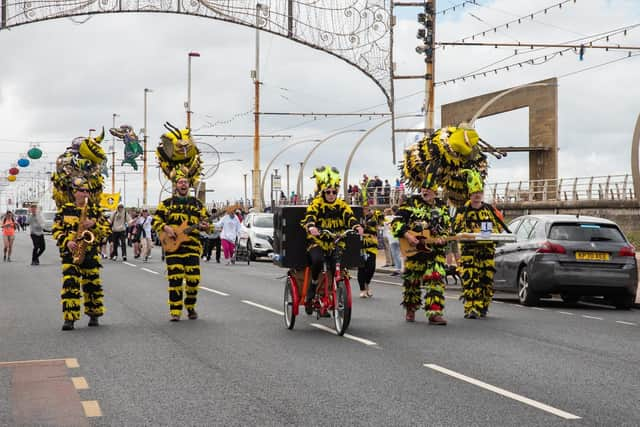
[437,24,639,86]
[450,0,579,46]
[437,0,481,16]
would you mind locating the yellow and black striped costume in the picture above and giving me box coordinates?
[357,210,382,291]
[52,203,110,321]
[301,196,359,253]
[452,201,507,318]
[391,195,450,317]
[152,196,208,317]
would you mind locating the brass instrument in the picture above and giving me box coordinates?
[72,197,95,265]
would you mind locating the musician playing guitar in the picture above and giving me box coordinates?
[391,174,450,325]
[452,170,511,320]
[152,175,209,322]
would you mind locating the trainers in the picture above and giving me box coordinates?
[62,320,75,331]
[187,309,198,320]
[366,288,373,297]
[304,300,313,315]
[428,315,448,325]
[122,256,127,261]
[359,290,368,298]
[144,256,148,263]
[88,316,99,327]
[170,315,180,322]
[390,271,400,276]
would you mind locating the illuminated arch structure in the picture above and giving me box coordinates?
[1,0,392,104]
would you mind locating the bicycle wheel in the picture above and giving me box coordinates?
[283,276,296,329]
[333,279,351,336]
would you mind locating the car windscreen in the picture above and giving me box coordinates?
[253,216,273,228]
[548,223,626,242]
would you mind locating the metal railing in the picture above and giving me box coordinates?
[486,174,635,203]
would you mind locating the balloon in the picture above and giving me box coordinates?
[18,158,30,167]
[7,175,16,182]
[28,147,43,159]
[9,167,19,175]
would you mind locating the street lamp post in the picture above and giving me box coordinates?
[186,51,201,129]
[243,173,248,208]
[111,113,119,194]
[143,88,153,207]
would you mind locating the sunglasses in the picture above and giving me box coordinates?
[76,188,89,193]
[324,190,337,195]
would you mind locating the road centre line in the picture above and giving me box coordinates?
[241,300,284,316]
[311,323,378,346]
[581,315,603,320]
[615,320,637,326]
[71,377,89,390]
[123,262,137,267]
[531,307,546,311]
[371,278,401,286]
[424,364,581,420]
[201,287,229,296]
[557,311,575,316]
[81,400,102,417]
[141,268,159,275]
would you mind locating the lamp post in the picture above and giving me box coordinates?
[243,173,248,208]
[186,51,201,129]
[143,88,153,207]
[111,113,119,194]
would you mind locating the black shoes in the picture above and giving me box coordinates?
[62,320,75,331]
[88,316,99,327]
[122,256,127,261]
[187,309,198,320]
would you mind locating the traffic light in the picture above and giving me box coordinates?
[416,2,435,64]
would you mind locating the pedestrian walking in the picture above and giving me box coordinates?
[28,204,46,265]
[109,204,129,261]
[216,208,241,264]
[2,210,17,262]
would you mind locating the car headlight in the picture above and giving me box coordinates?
[255,233,271,241]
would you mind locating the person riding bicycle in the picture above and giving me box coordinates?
[301,166,364,315]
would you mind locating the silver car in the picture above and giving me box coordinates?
[493,214,637,309]
[241,213,274,260]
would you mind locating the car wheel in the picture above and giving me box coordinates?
[517,267,539,306]
[561,293,580,305]
[611,294,633,310]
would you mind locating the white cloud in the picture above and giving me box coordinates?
[1,0,638,211]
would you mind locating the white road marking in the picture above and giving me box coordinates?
[123,262,136,267]
[310,323,378,346]
[371,278,401,286]
[492,300,503,304]
[424,364,581,420]
[581,315,603,320]
[531,307,546,311]
[201,287,229,296]
[558,311,575,316]
[241,300,284,316]
[141,268,159,275]
[615,320,637,326]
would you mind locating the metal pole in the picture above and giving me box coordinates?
[426,0,436,133]
[298,162,304,198]
[187,52,200,129]
[112,113,118,194]
[143,88,152,207]
[252,4,263,212]
[243,173,248,207]
[286,164,290,200]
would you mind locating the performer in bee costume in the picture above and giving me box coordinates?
[357,207,383,298]
[51,129,111,331]
[452,170,511,319]
[391,173,450,325]
[301,166,363,315]
[152,123,209,322]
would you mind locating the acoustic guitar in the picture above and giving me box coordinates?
[159,220,197,253]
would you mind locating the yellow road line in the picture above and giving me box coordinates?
[81,400,102,417]
[71,377,89,390]
[66,358,79,368]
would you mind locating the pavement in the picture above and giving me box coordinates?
[374,252,640,306]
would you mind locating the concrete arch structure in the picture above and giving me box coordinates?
[632,113,640,201]
[441,77,559,185]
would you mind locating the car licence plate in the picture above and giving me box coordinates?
[575,251,610,261]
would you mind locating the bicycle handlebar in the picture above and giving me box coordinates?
[319,228,359,244]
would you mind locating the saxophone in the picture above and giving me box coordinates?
[72,197,96,265]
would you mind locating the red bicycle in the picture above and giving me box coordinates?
[283,230,355,336]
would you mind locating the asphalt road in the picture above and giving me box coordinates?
[1,232,639,426]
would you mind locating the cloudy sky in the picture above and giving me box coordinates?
[1,0,638,211]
